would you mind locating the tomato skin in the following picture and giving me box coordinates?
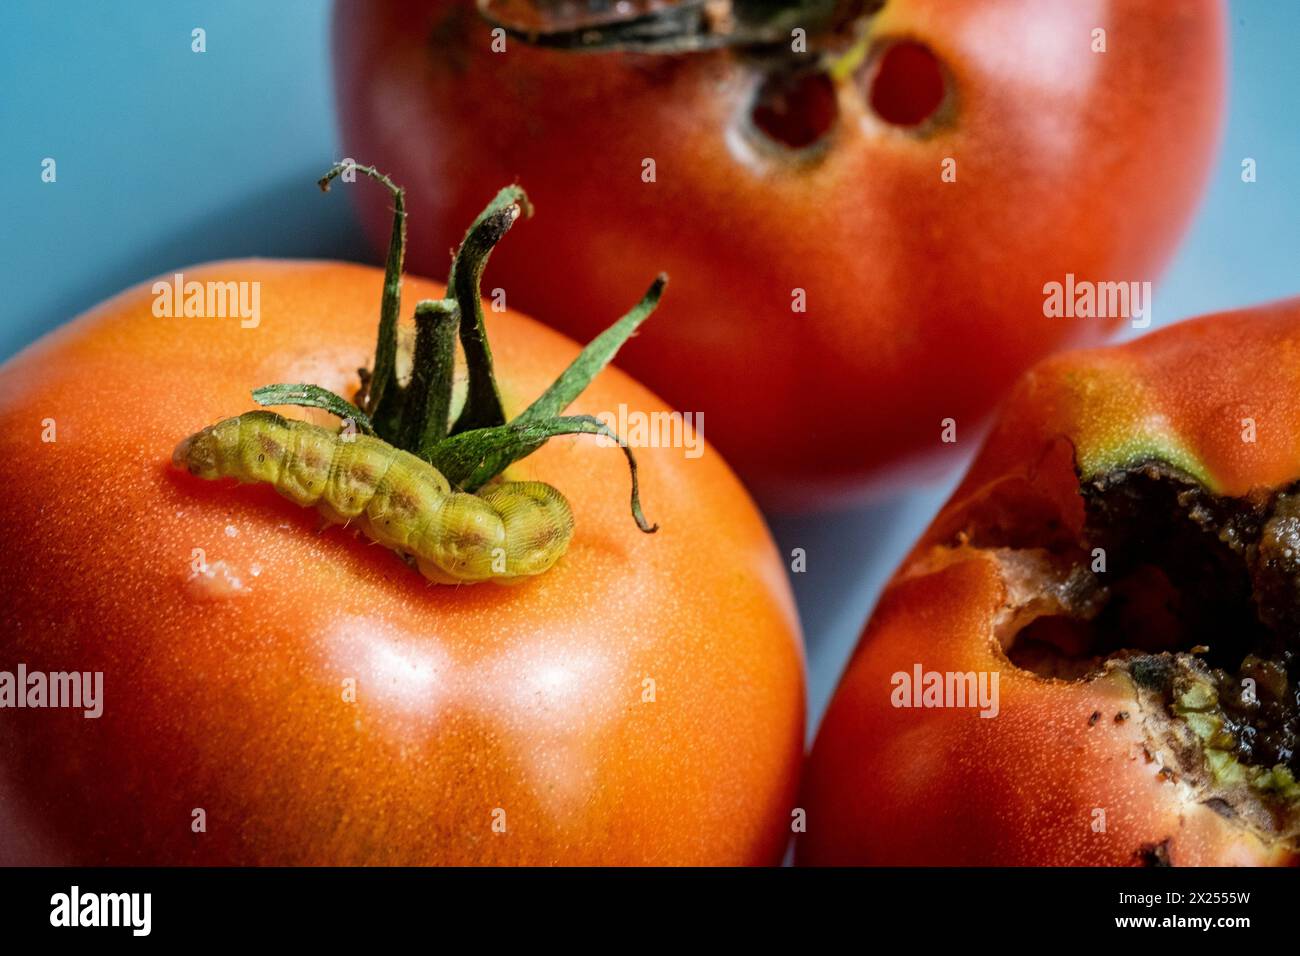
[798,299,1300,867]
[333,0,1225,509]
[0,262,804,865]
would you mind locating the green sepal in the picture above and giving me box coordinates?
[293,164,667,536]
[515,274,668,426]
[448,186,532,435]
[317,161,406,430]
[428,414,657,533]
[251,383,376,436]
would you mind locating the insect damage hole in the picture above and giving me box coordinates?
[748,69,839,151]
[864,40,948,128]
[984,466,1300,832]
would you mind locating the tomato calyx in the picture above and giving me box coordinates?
[472,2,952,157]
[250,162,665,533]
[937,457,1300,843]
[476,0,879,55]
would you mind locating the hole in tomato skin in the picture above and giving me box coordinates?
[986,465,1300,791]
[865,40,947,127]
[937,457,1300,837]
[748,69,839,150]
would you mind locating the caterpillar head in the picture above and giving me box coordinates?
[172,422,226,479]
[174,414,284,481]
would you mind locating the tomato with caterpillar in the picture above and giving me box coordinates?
[173,162,660,586]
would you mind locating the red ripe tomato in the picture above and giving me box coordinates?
[0,239,804,863]
[333,0,1225,508]
[799,299,1300,866]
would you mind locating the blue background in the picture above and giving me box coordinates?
[2,1,1297,736]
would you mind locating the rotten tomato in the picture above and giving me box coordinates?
[800,299,1300,866]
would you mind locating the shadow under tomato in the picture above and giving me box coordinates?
[768,475,961,739]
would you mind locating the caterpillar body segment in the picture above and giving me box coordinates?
[173,411,574,584]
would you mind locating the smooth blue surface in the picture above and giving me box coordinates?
[2,2,1297,738]
[0,1,359,361]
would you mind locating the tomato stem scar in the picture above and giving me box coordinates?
[475,0,878,54]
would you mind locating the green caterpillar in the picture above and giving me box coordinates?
[173,411,574,584]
